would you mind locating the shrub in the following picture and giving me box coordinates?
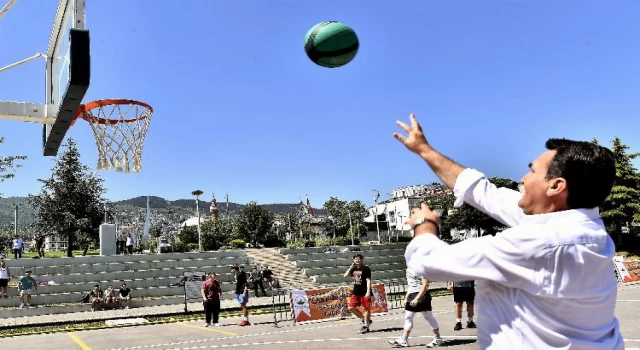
[228,239,246,249]
[313,237,332,247]
[335,237,360,246]
[302,239,316,248]
[171,241,187,253]
[186,243,199,252]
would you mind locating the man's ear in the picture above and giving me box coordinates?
[546,177,567,197]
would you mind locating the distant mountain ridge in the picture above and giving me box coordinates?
[113,195,324,214]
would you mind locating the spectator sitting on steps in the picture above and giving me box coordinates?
[104,285,120,309]
[18,270,37,308]
[89,285,104,311]
[118,283,132,309]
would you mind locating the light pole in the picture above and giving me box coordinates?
[13,203,19,237]
[373,189,381,243]
[191,190,203,251]
[348,212,354,246]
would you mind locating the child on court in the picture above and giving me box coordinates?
[390,267,444,348]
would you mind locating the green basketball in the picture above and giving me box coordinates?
[304,21,359,68]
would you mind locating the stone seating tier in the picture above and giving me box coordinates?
[0,251,250,309]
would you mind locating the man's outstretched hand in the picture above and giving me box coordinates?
[393,113,431,155]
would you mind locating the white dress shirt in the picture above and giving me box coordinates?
[405,168,624,350]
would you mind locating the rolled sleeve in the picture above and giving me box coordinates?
[404,229,548,294]
[453,168,525,228]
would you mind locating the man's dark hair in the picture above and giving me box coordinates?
[545,138,615,209]
[353,254,365,260]
[231,266,239,271]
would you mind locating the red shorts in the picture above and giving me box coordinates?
[349,295,371,309]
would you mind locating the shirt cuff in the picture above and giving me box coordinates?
[453,168,486,208]
[404,234,443,276]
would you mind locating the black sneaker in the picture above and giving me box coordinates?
[454,321,462,331]
[467,320,477,328]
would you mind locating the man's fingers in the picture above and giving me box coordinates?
[410,113,419,128]
[396,120,411,133]
[392,132,406,143]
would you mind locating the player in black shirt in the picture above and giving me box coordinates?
[232,266,250,326]
[344,254,373,334]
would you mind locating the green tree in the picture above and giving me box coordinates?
[0,137,27,196]
[427,178,519,238]
[272,211,301,242]
[233,202,274,248]
[200,219,225,250]
[178,225,198,245]
[594,137,640,245]
[28,139,106,257]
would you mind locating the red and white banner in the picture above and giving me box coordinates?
[289,283,389,324]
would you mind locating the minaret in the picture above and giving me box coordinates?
[210,193,219,221]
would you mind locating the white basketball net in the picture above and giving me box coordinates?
[78,101,152,173]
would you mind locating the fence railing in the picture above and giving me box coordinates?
[271,288,292,327]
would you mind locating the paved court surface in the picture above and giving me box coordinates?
[3,284,640,349]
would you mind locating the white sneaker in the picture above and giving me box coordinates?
[388,337,409,347]
[213,323,221,327]
[19,303,24,308]
[204,323,210,327]
[426,337,444,348]
[26,303,31,308]
[124,306,130,309]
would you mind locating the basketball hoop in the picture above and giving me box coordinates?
[74,99,153,173]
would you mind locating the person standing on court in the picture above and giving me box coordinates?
[202,271,223,327]
[232,266,250,326]
[394,114,623,349]
[389,266,443,348]
[344,253,373,334]
[447,280,476,330]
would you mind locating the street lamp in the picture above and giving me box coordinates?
[373,189,381,243]
[191,190,204,251]
[348,212,354,246]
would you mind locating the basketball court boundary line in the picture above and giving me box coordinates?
[68,332,92,350]
[176,323,238,336]
[110,311,452,350]
[161,335,478,350]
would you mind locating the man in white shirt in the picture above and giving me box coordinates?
[12,235,23,259]
[393,114,623,349]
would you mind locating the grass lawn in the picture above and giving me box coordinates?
[617,250,640,260]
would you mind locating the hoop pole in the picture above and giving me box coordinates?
[0,0,18,21]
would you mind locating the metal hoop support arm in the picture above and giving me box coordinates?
[0,53,46,74]
[0,101,57,125]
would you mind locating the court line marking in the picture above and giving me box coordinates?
[162,335,478,350]
[617,300,640,302]
[176,323,238,336]
[68,332,92,350]
[110,312,443,350]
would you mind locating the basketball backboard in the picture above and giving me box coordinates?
[42,0,91,156]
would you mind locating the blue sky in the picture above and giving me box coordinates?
[0,0,639,207]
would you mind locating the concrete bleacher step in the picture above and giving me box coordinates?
[0,251,250,316]
[284,248,406,262]
[277,243,408,256]
[292,255,405,269]
[245,248,316,290]
[302,262,407,277]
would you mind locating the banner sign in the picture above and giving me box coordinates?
[289,283,389,324]
[614,257,640,284]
